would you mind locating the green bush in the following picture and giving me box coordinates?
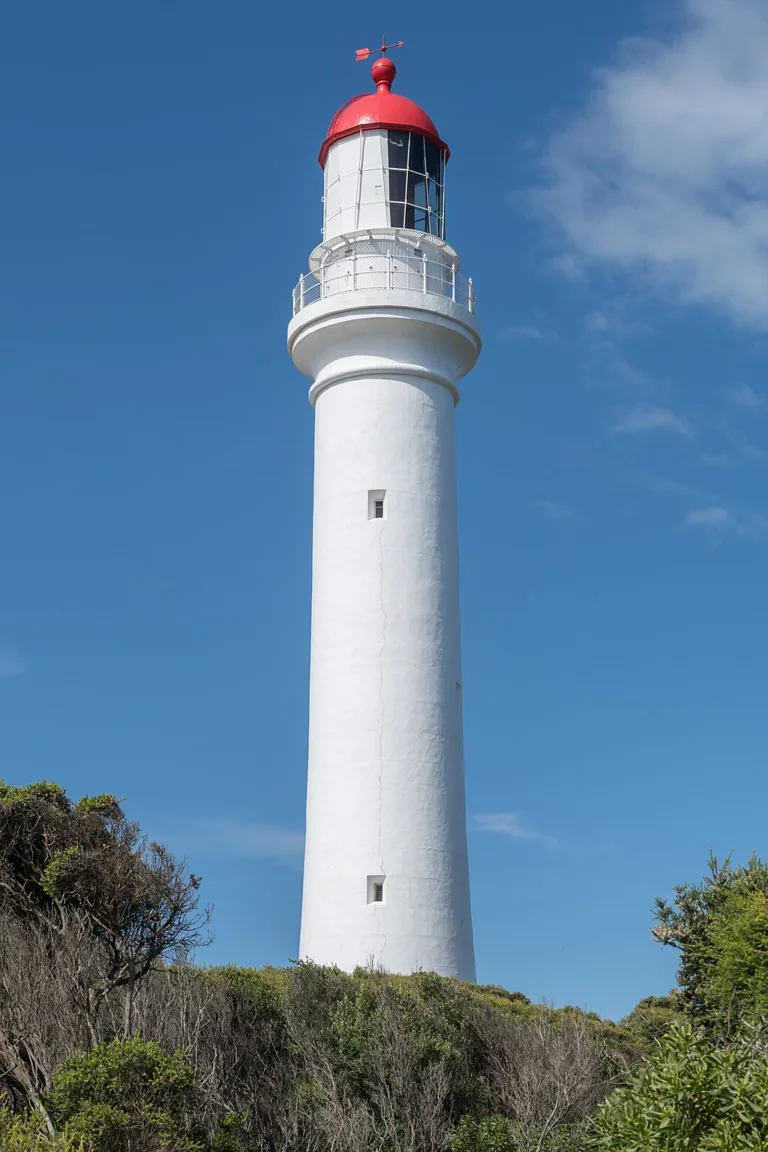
[449,1115,591,1152]
[45,1037,209,1152]
[0,1110,87,1150]
[620,995,685,1052]
[449,1115,517,1152]
[591,1020,768,1150]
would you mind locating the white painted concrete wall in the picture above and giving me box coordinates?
[324,134,389,240]
[289,287,480,981]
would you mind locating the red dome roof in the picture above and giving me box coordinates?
[319,57,449,168]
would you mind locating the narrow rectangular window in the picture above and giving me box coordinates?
[368,490,387,520]
[367,875,386,903]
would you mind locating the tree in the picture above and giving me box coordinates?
[0,782,209,1119]
[591,1020,768,1151]
[653,853,768,1034]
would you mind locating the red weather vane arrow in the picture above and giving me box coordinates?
[355,36,404,61]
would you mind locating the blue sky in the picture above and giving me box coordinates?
[3,0,768,1021]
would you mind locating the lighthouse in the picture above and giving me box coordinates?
[288,47,480,981]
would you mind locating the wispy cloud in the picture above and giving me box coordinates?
[537,0,768,328]
[164,818,304,866]
[534,499,578,520]
[475,812,557,846]
[500,324,559,343]
[0,648,25,679]
[699,452,740,470]
[585,307,651,339]
[617,469,768,541]
[687,506,734,529]
[686,505,768,538]
[724,427,765,462]
[726,383,766,410]
[611,406,693,438]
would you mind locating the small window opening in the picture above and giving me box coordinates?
[367,875,386,904]
[368,490,387,520]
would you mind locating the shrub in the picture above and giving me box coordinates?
[0,1109,87,1150]
[45,1037,209,1152]
[592,1020,768,1150]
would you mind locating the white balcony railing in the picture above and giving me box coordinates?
[292,251,476,317]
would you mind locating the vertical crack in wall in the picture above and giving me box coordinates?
[374,520,387,961]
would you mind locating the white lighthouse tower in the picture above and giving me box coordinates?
[288,48,480,981]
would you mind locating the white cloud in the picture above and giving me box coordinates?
[726,383,766,409]
[699,452,740,469]
[724,427,766,461]
[0,649,25,679]
[686,505,768,537]
[475,812,556,846]
[538,0,768,328]
[687,506,732,528]
[624,470,710,500]
[620,470,768,537]
[611,405,693,437]
[500,324,559,343]
[585,307,651,338]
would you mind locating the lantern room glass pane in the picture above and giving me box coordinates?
[407,170,428,209]
[389,169,407,204]
[409,134,425,173]
[388,132,408,167]
[387,131,445,238]
[426,141,441,182]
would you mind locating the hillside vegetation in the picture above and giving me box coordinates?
[2,782,768,1150]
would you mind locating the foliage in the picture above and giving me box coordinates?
[449,1114,591,1152]
[0,780,209,1050]
[0,779,642,1152]
[591,1020,768,1151]
[0,1109,87,1150]
[44,1037,222,1152]
[449,1115,517,1152]
[653,853,768,1034]
[620,996,685,1053]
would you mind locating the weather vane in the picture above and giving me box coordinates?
[355,35,404,62]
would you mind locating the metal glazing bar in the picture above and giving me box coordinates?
[354,131,364,232]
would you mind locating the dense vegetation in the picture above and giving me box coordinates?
[1,782,767,1150]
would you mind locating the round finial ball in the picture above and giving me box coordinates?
[371,56,396,90]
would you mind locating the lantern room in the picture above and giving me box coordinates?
[319,56,449,243]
